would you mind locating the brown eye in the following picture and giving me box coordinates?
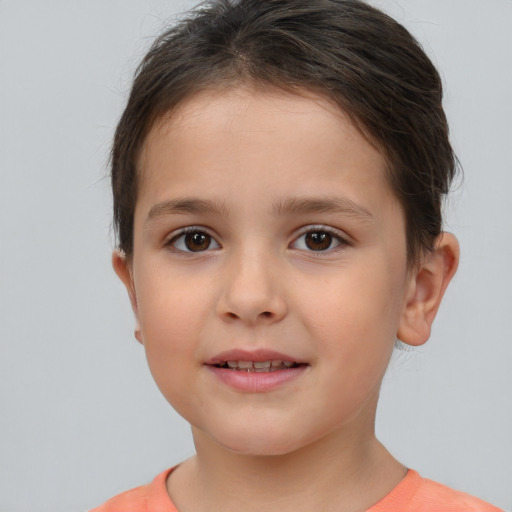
[185,232,211,251]
[304,231,332,251]
[291,227,346,253]
[170,230,220,253]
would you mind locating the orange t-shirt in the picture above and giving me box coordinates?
[90,467,503,512]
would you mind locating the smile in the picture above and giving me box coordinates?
[213,360,301,372]
[205,351,308,392]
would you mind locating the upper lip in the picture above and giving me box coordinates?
[204,349,304,365]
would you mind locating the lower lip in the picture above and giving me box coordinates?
[206,365,307,393]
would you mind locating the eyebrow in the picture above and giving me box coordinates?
[272,196,374,220]
[145,196,373,223]
[146,198,230,222]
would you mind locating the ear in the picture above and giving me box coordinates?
[112,250,143,344]
[397,233,459,346]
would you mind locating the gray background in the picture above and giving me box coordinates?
[0,1,511,511]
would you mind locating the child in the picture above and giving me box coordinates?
[92,0,503,510]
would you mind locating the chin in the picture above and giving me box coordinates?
[205,424,316,457]
[221,439,301,457]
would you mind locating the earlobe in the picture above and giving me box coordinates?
[397,233,459,346]
[112,250,143,344]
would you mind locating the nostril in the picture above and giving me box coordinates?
[260,311,272,318]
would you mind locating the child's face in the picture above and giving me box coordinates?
[118,87,416,456]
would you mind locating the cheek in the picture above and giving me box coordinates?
[135,272,211,377]
[138,291,204,415]
[304,265,405,338]
[300,260,405,378]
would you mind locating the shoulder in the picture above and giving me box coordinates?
[370,470,504,512]
[88,468,177,512]
[88,485,149,512]
[411,474,503,512]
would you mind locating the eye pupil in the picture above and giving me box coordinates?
[305,231,332,251]
[185,232,210,251]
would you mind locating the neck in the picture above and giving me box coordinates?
[167,425,406,512]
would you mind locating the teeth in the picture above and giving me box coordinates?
[219,360,297,371]
[253,361,271,369]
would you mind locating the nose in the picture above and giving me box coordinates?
[217,248,287,326]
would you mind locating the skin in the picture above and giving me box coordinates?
[113,86,459,512]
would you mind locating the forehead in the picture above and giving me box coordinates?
[136,86,397,222]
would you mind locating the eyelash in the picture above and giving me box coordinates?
[165,226,220,254]
[291,226,350,253]
[165,225,351,254]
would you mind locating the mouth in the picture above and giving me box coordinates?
[211,360,305,372]
[205,351,308,392]
[204,350,308,391]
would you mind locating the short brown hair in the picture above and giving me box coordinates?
[112,0,457,262]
